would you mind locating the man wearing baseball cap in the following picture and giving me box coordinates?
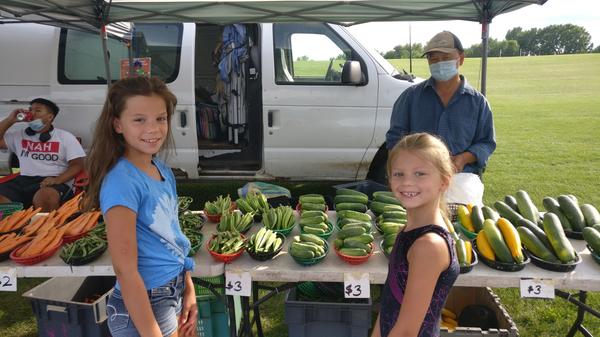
[385,31,496,176]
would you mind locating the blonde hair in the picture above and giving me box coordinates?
[81,77,177,211]
[387,132,453,219]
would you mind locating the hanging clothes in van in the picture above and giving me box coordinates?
[217,24,248,145]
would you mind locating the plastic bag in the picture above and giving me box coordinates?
[445,173,484,207]
[237,182,291,200]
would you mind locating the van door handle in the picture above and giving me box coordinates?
[267,109,278,128]
[179,110,187,127]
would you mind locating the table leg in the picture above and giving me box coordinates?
[240,295,253,337]
[556,290,599,337]
[253,282,264,337]
[227,295,238,337]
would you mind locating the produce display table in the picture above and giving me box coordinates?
[1,211,598,337]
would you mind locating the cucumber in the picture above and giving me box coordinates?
[382,210,407,220]
[299,195,325,204]
[334,194,368,205]
[482,206,500,222]
[338,218,370,229]
[494,200,523,224]
[343,239,372,252]
[302,222,329,231]
[517,226,560,263]
[470,205,485,232]
[557,195,585,231]
[290,247,315,259]
[302,226,326,235]
[301,202,327,212]
[369,201,393,215]
[300,216,326,225]
[580,204,600,227]
[373,194,402,206]
[383,233,397,247]
[354,233,375,244]
[383,204,406,212]
[517,218,554,252]
[515,190,540,223]
[300,233,325,247]
[542,197,572,230]
[336,188,368,199]
[335,202,368,213]
[339,247,368,256]
[301,210,327,219]
[482,219,513,263]
[333,238,344,250]
[338,226,367,239]
[583,227,600,253]
[594,224,600,232]
[373,191,394,199]
[543,213,576,263]
[337,210,371,222]
[381,223,404,236]
[504,195,519,212]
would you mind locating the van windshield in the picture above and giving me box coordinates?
[366,46,398,76]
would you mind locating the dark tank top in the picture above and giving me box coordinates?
[380,224,459,337]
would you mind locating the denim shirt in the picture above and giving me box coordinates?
[386,76,496,174]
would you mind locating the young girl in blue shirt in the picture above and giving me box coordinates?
[82,77,197,337]
[372,132,459,337]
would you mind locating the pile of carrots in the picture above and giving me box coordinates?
[0,193,103,260]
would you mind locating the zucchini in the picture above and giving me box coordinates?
[470,205,485,232]
[580,204,600,227]
[482,206,500,222]
[583,227,600,253]
[542,197,572,230]
[299,233,325,247]
[455,238,468,266]
[302,222,329,231]
[515,190,540,223]
[476,230,495,261]
[482,219,513,263]
[457,205,475,232]
[302,226,326,235]
[517,218,554,252]
[543,212,576,263]
[504,195,519,212]
[557,195,585,231]
[494,200,523,224]
[517,226,559,263]
[343,238,372,252]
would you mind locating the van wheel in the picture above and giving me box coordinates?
[366,146,388,186]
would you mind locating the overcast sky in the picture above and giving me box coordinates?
[347,0,600,54]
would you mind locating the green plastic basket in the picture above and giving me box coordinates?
[193,275,225,300]
[271,222,296,237]
[290,241,329,266]
[0,202,23,219]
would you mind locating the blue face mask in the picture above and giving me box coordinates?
[429,59,459,81]
[29,119,46,132]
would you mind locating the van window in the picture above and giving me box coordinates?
[273,23,361,85]
[58,23,182,84]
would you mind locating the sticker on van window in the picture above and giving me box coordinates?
[120,58,151,79]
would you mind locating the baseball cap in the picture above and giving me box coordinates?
[423,31,464,55]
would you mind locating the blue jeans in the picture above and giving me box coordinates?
[106,273,185,337]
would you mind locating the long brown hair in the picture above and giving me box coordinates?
[387,133,454,219]
[81,77,177,211]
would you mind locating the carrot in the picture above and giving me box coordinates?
[63,214,89,236]
[21,228,58,257]
[23,215,47,235]
[0,235,32,254]
[82,211,102,232]
[38,217,58,234]
[0,233,16,245]
[18,231,50,257]
[4,210,27,231]
[9,207,40,231]
[66,213,93,236]
[44,226,67,252]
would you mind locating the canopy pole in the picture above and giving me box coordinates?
[101,25,112,85]
[480,21,489,96]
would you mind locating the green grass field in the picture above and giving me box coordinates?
[1,54,599,336]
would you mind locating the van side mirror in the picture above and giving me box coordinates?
[342,61,363,85]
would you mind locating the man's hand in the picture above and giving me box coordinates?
[451,152,476,173]
[40,177,61,187]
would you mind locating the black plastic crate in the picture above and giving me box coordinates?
[23,276,115,337]
[285,288,371,337]
[333,180,389,199]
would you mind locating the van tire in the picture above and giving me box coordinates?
[366,145,388,186]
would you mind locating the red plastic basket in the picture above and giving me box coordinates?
[334,243,374,265]
[204,202,237,223]
[295,203,329,213]
[10,238,63,265]
[206,234,245,264]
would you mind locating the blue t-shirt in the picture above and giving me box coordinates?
[386,76,496,174]
[100,157,194,290]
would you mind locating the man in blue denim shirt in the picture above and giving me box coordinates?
[386,31,496,176]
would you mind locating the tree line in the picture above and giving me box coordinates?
[382,24,599,59]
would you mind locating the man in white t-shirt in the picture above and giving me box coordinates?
[0,98,85,211]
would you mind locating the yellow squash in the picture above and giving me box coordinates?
[476,230,496,261]
[457,205,475,232]
[496,217,524,263]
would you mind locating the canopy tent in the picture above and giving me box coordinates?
[0,0,547,94]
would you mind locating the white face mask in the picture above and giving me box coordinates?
[429,59,459,81]
[29,118,46,132]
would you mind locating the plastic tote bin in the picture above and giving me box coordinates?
[441,287,518,337]
[23,276,115,337]
[334,180,389,199]
[285,288,372,337]
[197,296,231,337]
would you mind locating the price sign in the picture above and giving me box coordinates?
[225,271,251,297]
[0,267,17,292]
[520,278,554,299]
[344,273,370,299]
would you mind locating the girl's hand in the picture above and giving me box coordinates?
[178,280,198,337]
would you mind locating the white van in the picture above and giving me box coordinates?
[0,22,415,181]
